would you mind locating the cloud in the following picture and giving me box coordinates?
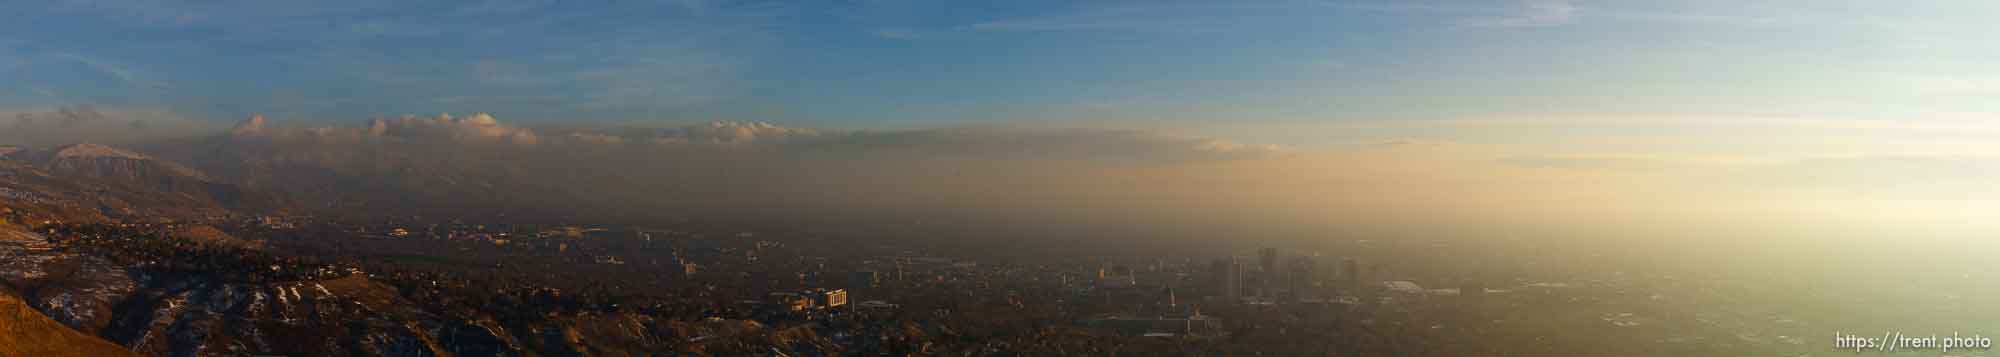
[91,111,1312,232]
[1460,0,1576,28]
[8,1,769,118]
[0,105,216,147]
[1876,72,2000,97]
[871,28,923,40]
[51,52,172,89]
[230,112,541,145]
[1317,2,1449,13]
[643,121,822,146]
[967,4,1247,34]
[965,1,1581,36]
[344,22,441,37]
[563,132,626,145]
[1735,155,2000,200]
[19,107,2000,247]
[802,127,1287,163]
[367,113,542,145]
[56,53,137,83]
[429,95,565,105]
[215,112,1286,165]
[1499,155,1717,171]
[35,0,411,28]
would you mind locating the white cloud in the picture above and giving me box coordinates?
[368,113,542,145]
[229,112,541,146]
[645,121,822,146]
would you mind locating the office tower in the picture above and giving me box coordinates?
[894,258,908,282]
[1210,259,1230,298]
[1213,257,1243,300]
[851,270,879,288]
[1289,256,1316,300]
[1229,257,1244,300]
[1258,248,1279,274]
[1342,258,1360,290]
[1259,248,1280,297]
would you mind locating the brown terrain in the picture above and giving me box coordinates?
[0,142,836,356]
[0,224,138,357]
[0,292,139,357]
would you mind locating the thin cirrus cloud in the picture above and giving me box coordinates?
[54,53,138,83]
[963,1,1584,34]
[965,3,1276,34]
[871,28,923,40]
[2,1,769,118]
[1459,0,1577,28]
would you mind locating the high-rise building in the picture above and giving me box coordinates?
[1231,258,1245,299]
[1288,256,1317,300]
[1097,265,1136,289]
[823,289,850,308]
[1210,259,1229,297]
[851,270,879,288]
[1259,248,1280,297]
[1212,257,1243,301]
[894,258,908,281]
[1258,248,1279,274]
[1342,258,1360,290]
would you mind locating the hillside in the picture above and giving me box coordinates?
[0,249,137,357]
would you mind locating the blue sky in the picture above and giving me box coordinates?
[10,1,2000,250]
[1,0,1994,135]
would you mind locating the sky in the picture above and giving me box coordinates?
[2,0,1993,134]
[6,1,2000,333]
[5,1,2000,250]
